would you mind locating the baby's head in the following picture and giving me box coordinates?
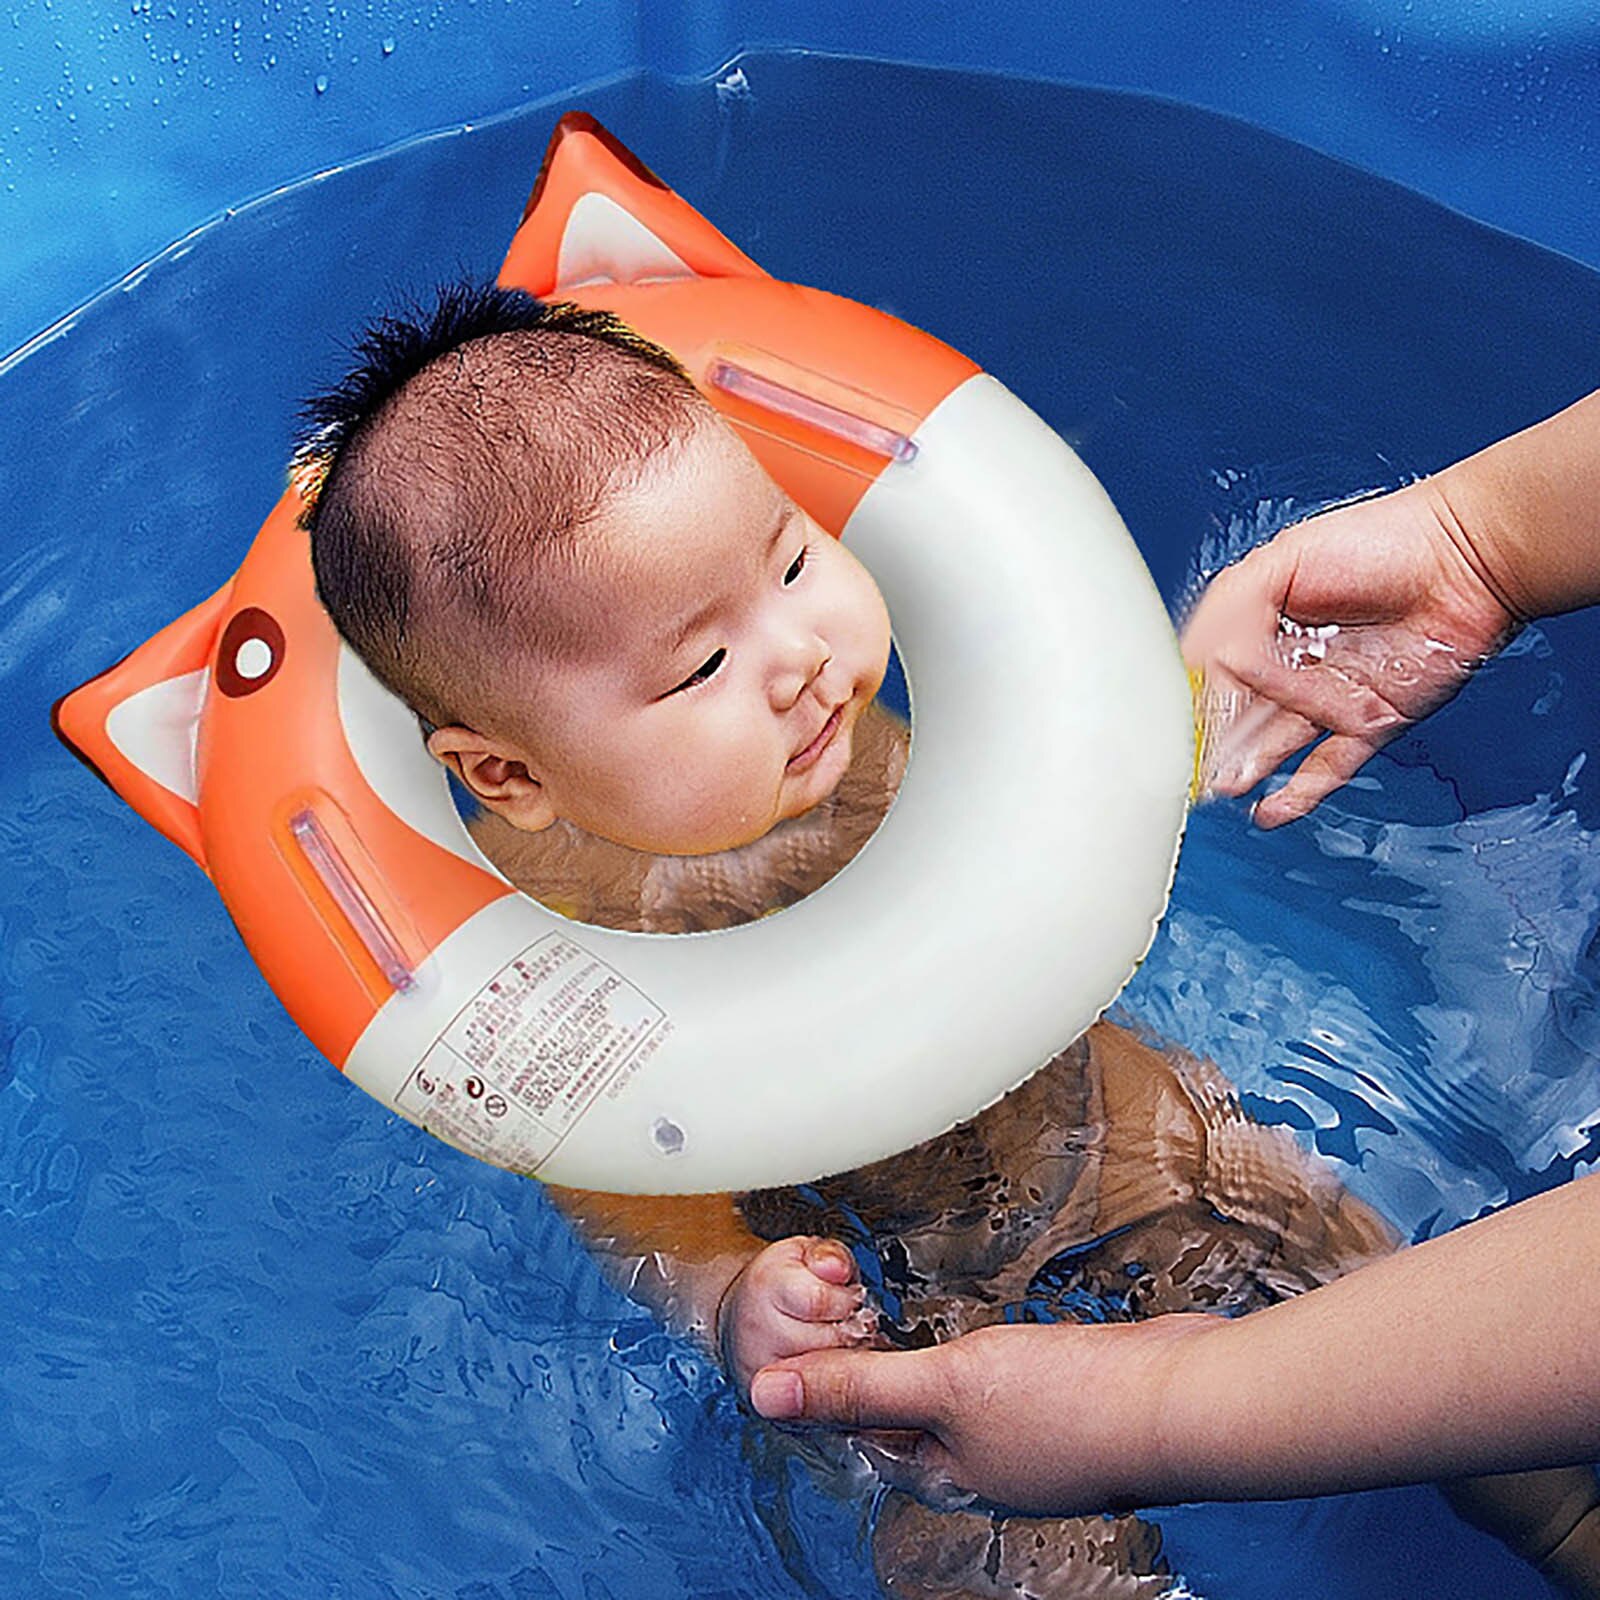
[301,284,891,855]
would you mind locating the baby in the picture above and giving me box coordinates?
[301,284,1600,1598]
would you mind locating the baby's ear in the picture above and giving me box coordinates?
[425,724,558,832]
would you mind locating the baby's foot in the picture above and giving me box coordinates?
[717,1235,878,1401]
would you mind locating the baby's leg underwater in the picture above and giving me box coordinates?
[1443,1470,1600,1599]
[871,1491,1174,1600]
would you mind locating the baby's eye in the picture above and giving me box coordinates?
[783,544,810,585]
[672,647,726,694]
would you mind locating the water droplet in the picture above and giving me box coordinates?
[381,35,394,53]
[314,73,328,93]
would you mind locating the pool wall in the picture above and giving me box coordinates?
[6,1,1600,362]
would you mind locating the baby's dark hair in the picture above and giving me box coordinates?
[297,281,705,731]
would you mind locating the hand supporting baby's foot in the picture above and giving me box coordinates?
[716,1235,879,1402]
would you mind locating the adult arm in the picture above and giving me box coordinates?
[1443,388,1600,621]
[750,1171,1600,1513]
[1182,388,1600,827]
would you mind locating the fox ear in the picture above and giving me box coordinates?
[52,584,231,869]
[499,110,767,296]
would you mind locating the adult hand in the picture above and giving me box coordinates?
[748,1314,1218,1516]
[1181,481,1517,828]
[752,1176,1600,1520]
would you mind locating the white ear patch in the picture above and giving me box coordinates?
[105,668,208,805]
[555,192,696,290]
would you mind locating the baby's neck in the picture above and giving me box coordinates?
[467,701,909,934]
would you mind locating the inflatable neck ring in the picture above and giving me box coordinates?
[55,113,1193,1194]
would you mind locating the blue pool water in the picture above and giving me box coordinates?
[6,49,1600,1599]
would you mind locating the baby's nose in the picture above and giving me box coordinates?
[770,631,831,709]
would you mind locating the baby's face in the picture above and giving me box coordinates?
[497,416,892,854]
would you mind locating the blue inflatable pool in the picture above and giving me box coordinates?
[4,7,1600,1597]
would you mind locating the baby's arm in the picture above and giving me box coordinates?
[545,1186,872,1399]
[543,1185,761,1348]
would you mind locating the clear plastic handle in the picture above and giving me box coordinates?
[288,805,418,995]
[708,358,919,464]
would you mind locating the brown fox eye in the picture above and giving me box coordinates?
[215,607,286,697]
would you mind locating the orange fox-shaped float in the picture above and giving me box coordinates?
[53,113,1192,1194]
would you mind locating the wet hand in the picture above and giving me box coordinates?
[749,1314,1222,1515]
[1181,482,1518,828]
[716,1236,877,1402]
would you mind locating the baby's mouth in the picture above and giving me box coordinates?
[787,704,844,773]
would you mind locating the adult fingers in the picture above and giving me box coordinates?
[749,1346,953,1433]
[852,1429,966,1506]
[1217,643,1405,744]
[1202,691,1322,798]
[1252,734,1380,829]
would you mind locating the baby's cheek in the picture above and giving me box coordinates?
[693,738,777,841]
[563,739,694,849]
[620,719,766,852]
[828,562,891,689]
[860,569,894,673]
[606,688,786,852]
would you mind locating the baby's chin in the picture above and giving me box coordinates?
[659,777,845,855]
[589,792,820,858]
[619,762,854,858]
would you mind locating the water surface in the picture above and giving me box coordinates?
[5,51,1600,1599]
